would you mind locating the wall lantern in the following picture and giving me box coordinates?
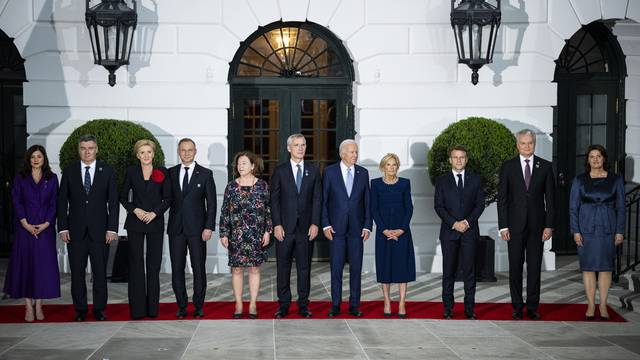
[450,0,501,85]
[85,0,138,86]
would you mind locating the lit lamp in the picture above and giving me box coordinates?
[85,0,138,86]
[450,0,501,85]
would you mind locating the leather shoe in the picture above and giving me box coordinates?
[465,311,477,320]
[176,308,187,319]
[93,311,107,321]
[74,311,87,322]
[512,310,523,320]
[193,308,204,318]
[297,308,312,318]
[443,310,453,320]
[327,307,341,317]
[274,308,289,319]
[348,308,363,317]
[526,310,541,320]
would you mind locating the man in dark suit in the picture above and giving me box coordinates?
[270,134,322,318]
[57,134,119,321]
[434,145,485,320]
[167,138,216,318]
[322,139,371,317]
[498,129,555,320]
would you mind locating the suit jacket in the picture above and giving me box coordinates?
[57,160,119,242]
[167,163,217,237]
[120,165,172,233]
[497,155,555,233]
[270,160,322,235]
[321,162,372,237]
[434,171,485,241]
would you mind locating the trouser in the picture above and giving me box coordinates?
[169,233,207,310]
[68,232,109,313]
[276,227,313,310]
[508,225,544,311]
[127,231,163,318]
[330,235,363,309]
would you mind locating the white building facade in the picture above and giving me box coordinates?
[1,0,639,274]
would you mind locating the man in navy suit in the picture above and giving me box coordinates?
[434,145,485,319]
[167,138,217,318]
[498,129,555,320]
[270,134,322,318]
[57,134,119,321]
[322,139,371,317]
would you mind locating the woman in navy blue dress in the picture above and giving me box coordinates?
[569,144,625,320]
[371,153,415,318]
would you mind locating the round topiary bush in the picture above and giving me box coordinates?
[428,117,517,207]
[59,119,165,188]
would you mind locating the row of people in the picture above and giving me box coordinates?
[2,130,624,322]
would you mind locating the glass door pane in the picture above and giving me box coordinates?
[242,99,280,181]
[299,99,337,174]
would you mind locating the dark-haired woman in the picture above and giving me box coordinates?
[569,144,625,320]
[3,145,60,321]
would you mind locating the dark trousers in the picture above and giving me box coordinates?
[67,232,109,313]
[276,227,313,310]
[169,233,207,310]
[507,225,544,311]
[441,236,476,313]
[127,231,163,318]
[330,235,363,309]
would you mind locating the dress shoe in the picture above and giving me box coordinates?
[75,311,87,322]
[176,308,187,319]
[274,308,289,319]
[297,308,312,318]
[526,310,541,320]
[93,311,107,321]
[327,307,341,317]
[465,311,477,320]
[512,310,523,320]
[443,310,453,320]
[194,308,204,318]
[348,308,363,317]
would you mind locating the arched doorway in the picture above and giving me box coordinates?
[553,21,626,254]
[228,21,355,260]
[0,30,26,257]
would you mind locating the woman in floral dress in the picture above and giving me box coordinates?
[219,151,272,319]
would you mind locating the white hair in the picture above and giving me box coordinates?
[339,139,358,155]
[516,129,536,144]
[286,133,306,147]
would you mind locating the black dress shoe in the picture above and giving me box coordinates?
[298,308,312,318]
[465,312,477,320]
[348,308,363,317]
[274,308,289,319]
[526,310,541,320]
[512,310,523,320]
[93,311,107,321]
[194,308,204,318]
[176,308,187,319]
[74,311,87,322]
[327,307,341,317]
[443,310,453,320]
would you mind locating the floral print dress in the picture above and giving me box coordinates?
[219,178,272,267]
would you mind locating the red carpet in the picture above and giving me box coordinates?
[0,301,625,323]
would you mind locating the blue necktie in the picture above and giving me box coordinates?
[84,166,91,194]
[295,164,302,193]
[346,167,353,197]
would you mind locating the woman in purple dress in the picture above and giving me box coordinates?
[3,145,61,321]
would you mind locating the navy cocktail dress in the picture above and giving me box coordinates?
[569,173,625,272]
[371,177,416,283]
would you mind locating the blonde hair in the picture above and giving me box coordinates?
[133,139,156,154]
[379,153,400,171]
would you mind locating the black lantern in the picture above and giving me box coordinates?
[451,0,501,85]
[85,0,137,86]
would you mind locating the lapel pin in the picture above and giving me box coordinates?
[98,167,103,171]
[197,184,201,188]
[305,170,309,176]
[535,162,539,168]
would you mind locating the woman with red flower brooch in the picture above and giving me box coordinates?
[120,139,172,319]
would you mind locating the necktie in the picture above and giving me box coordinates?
[457,173,463,192]
[84,166,91,194]
[524,159,532,190]
[182,167,190,196]
[346,167,353,197]
[295,164,302,193]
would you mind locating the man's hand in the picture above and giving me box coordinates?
[542,228,553,241]
[202,229,213,241]
[308,224,318,241]
[574,233,583,247]
[323,227,335,241]
[500,229,510,241]
[274,225,285,241]
[615,233,624,246]
[60,231,71,243]
[106,231,118,244]
[453,221,468,233]
[362,229,370,241]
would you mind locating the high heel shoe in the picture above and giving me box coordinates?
[248,312,258,319]
[25,306,34,322]
[584,314,595,321]
[232,312,242,319]
[35,304,45,321]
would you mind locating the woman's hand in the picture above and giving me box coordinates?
[614,233,624,246]
[133,208,146,221]
[142,212,157,224]
[33,222,50,235]
[220,236,229,249]
[574,233,583,247]
[262,232,270,247]
[20,220,37,237]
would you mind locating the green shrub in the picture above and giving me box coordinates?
[59,119,165,188]
[427,117,517,207]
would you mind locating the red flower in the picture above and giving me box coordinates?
[151,169,165,184]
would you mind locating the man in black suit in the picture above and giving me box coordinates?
[167,138,217,318]
[498,129,555,320]
[57,134,119,321]
[434,146,485,319]
[270,134,322,318]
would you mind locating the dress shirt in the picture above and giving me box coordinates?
[323,161,370,233]
[290,159,304,181]
[179,162,195,191]
[452,169,465,187]
[499,155,534,235]
[81,160,96,185]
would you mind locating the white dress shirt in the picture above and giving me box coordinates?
[323,161,370,233]
[179,162,195,191]
[452,169,465,187]
[519,154,534,178]
[81,160,96,185]
[290,159,304,181]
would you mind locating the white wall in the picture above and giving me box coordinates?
[1,0,639,273]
